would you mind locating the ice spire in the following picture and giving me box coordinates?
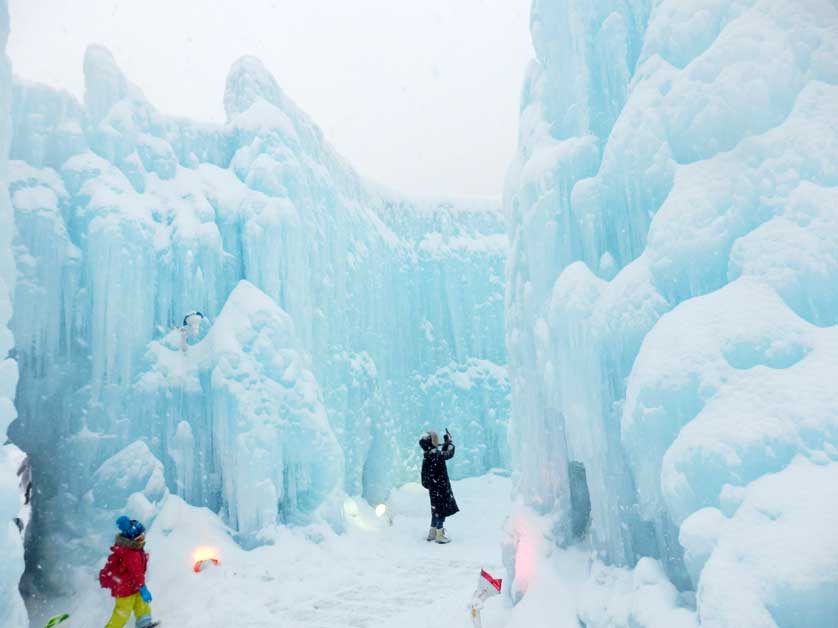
[224,55,287,121]
[83,44,142,124]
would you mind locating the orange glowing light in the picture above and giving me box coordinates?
[192,546,220,573]
[193,546,219,562]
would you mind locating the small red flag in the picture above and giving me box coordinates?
[480,569,502,593]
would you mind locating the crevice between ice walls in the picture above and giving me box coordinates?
[0,0,27,625]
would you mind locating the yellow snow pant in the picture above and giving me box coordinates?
[105,592,152,628]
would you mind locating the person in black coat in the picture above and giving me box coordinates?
[419,429,459,543]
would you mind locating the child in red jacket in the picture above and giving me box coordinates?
[99,516,159,628]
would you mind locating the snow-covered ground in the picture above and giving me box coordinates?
[27,471,707,628]
[29,474,513,628]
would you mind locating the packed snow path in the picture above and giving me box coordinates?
[30,474,511,628]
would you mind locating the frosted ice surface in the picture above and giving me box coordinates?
[505,0,838,622]
[695,457,838,627]
[88,440,167,510]
[140,280,344,535]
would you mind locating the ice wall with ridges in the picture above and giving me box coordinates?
[505,0,838,622]
[7,45,508,595]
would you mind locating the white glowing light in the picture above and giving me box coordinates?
[375,504,387,517]
[343,497,360,518]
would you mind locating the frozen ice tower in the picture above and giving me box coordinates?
[6,42,508,596]
[504,0,838,624]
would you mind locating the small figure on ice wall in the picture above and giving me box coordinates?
[419,429,459,543]
[98,517,160,628]
[178,311,206,352]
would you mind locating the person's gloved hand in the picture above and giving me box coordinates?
[139,584,152,603]
[444,429,452,444]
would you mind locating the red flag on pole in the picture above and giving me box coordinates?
[480,569,502,593]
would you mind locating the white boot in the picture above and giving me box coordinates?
[426,527,436,542]
[435,528,451,544]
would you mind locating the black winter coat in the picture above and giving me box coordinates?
[420,439,459,518]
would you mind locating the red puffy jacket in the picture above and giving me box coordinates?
[98,537,148,598]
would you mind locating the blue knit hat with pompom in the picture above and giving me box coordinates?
[116,515,145,540]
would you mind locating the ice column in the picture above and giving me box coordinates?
[0,0,27,624]
[505,0,652,562]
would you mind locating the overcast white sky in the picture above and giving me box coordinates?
[8,0,533,197]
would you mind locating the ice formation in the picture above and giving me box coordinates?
[5,0,836,624]
[0,0,27,624]
[6,38,508,596]
[138,280,344,534]
[504,0,838,624]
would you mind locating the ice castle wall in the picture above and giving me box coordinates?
[505,0,838,621]
[6,46,509,593]
[0,0,27,624]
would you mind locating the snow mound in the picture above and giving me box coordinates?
[88,440,167,511]
[35,474,512,628]
[696,457,838,627]
[141,280,344,537]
